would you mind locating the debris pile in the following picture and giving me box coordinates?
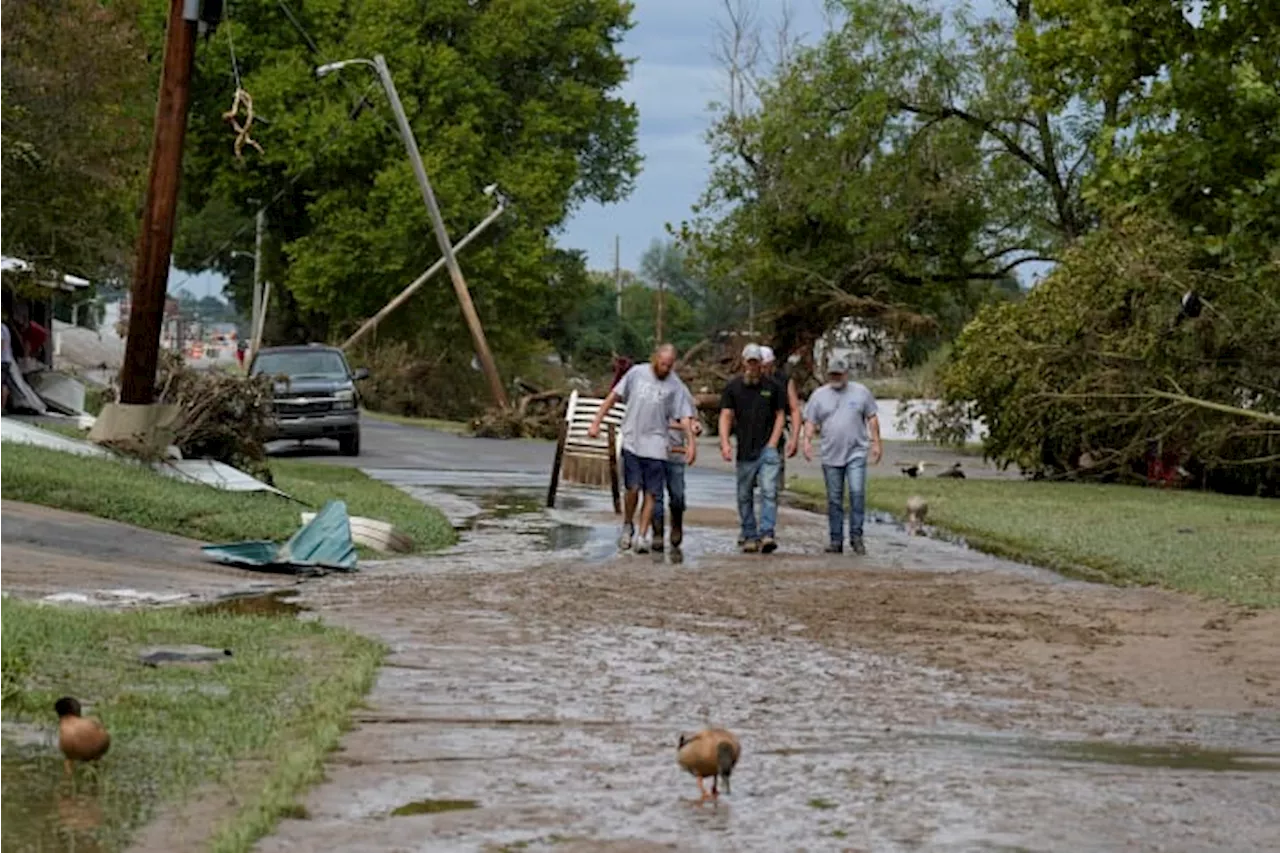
[154,353,275,481]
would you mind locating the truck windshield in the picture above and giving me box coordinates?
[252,350,349,380]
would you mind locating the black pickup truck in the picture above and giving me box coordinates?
[251,344,368,456]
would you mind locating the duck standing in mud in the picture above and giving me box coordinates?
[677,728,740,802]
[905,495,928,536]
[54,696,110,778]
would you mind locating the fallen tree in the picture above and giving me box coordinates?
[940,216,1280,496]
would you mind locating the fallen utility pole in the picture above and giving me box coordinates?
[343,197,507,351]
[119,0,199,404]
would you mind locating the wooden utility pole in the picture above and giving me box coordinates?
[119,0,199,404]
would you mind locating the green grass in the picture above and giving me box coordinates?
[1,443,456,553]
[362,409,469,434]
[0,597,384,852]
[792,477,1280,607]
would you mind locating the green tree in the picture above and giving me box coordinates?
[1,0,153,279]
[174,0,640,363]
[681,0,1068,361]
[1024,0,1280,262]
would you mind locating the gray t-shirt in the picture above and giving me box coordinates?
[613,364,690,460]
[803,382,879,466]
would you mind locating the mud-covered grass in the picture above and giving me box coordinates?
[791,477,1280,607]
[362,409,469,434]
[0,597,384,853]
[0,443,456,552]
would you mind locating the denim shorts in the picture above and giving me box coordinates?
[622,449,666,496]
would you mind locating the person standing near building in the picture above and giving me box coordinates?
[720,344,786,553]
[651,382,701,563]
[802,356,883,555]
[760,345,802,489]
[589,343,696,554]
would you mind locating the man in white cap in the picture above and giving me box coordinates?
[760,345,802,488]
[719,343,786,553]
[802,355,882,554]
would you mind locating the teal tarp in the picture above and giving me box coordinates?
[202,500,358,573]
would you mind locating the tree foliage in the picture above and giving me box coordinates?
[174,0,640,363]
[941,216,1279,495]
[1,0,153,279]
[680,0,1074,362]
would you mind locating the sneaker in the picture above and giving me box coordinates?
[618,524,634,551]
[635,536,651,555]
[742,539,761,554]
[652,540,665,554]
[760,536,777,554]
[850,536,866,556]
[670,545,684,564]
[824,542,844,554]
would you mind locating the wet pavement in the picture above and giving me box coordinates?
[253,465,1280,853]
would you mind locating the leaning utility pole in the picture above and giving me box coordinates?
[373,54,508,409]
[119,0,199,404]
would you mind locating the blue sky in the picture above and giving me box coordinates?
[560,0,832,273]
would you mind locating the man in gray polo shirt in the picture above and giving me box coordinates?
[802,356,882,555]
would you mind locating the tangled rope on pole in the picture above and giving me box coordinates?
[222,87,264,158]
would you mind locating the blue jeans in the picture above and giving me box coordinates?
[651,458,687,540]
[736,447,780,541]
[823,460,868,543]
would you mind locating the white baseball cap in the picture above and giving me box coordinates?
[742,343,763,362]
[760,345,776,364]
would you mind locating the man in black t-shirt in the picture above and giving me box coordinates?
[719,343,786,554]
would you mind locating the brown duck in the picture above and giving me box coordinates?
[55,697,110,776]
[677,728,740,801]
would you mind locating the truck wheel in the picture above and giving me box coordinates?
[339,429,361,457]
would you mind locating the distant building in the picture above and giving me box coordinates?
[812,319,902,375]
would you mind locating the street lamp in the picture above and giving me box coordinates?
[316,54,509,409]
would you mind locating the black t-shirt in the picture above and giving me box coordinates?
[721,375,784,462]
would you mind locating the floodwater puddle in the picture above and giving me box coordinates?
[404,485,600,557]
[194,589,307,617]
[1,752,114,852]
[1021,737,1280,772]
[390,798,479,816]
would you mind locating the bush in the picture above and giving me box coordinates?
[940,216,1280,496]
[351,342,494,422]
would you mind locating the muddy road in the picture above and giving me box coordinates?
[254,461,1279,853]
